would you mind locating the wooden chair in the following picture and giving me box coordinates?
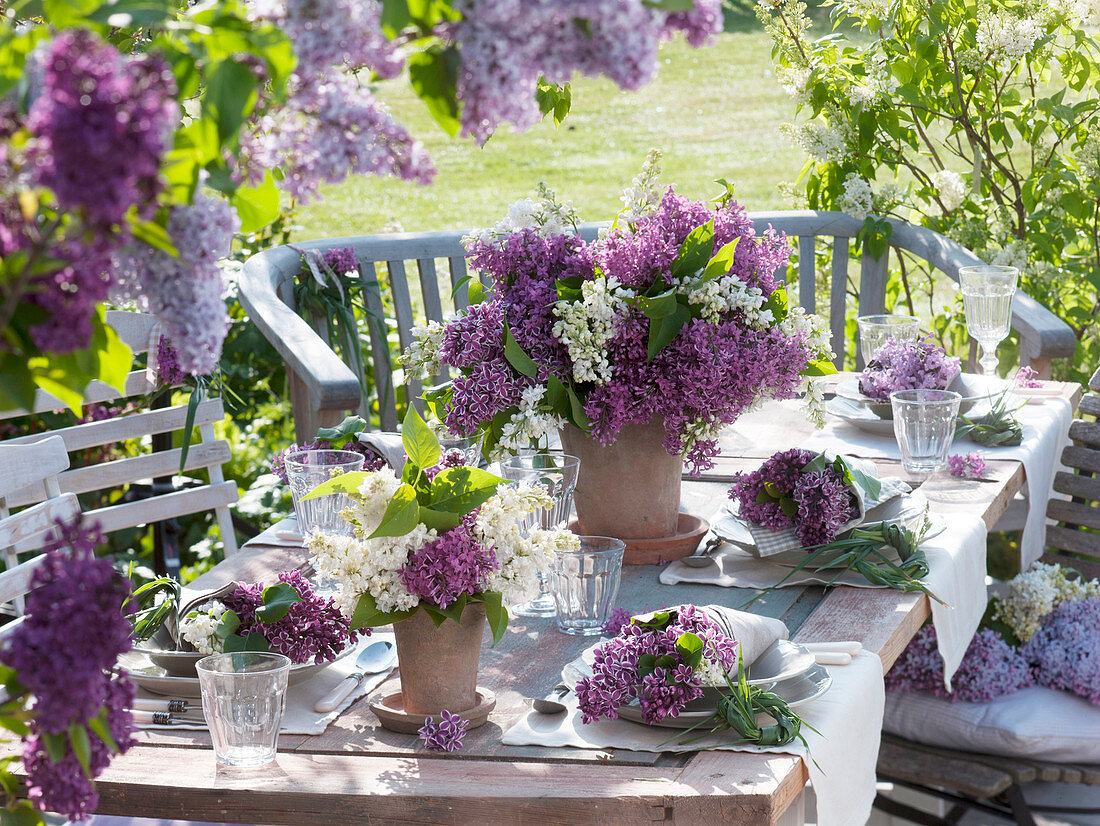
[874,366,1100,826]
[238,211,1075,441]
[0,311,240,574]
[0,436,81,615]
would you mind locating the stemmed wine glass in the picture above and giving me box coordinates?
[958,265,1018,377]
[499,452,580,618]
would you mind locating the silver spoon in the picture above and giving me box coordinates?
[681,535,722,568]
[314,639,397,712]
[532,684,569,714]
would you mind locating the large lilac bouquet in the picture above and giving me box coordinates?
[179,570,359,665]
[886,626,1033,703]
[305,408,578,640]
[728,449,869,547]
[403,155,835,473]
[575,605,738,725]
[0,516,135,822]
[1020,597,1100,705]
[858,337,962,401]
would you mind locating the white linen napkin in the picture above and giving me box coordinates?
[135,633,395,735]
[800,396,1073,568]
[661,512,988,687]
[502,650,885,826]
[242,515,304,549]
[357,431,407,471]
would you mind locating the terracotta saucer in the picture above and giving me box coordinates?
[568,513,709,566]
[369,687,497,734]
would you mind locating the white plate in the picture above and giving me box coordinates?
[614,662,833,729]
[120,646,350,698]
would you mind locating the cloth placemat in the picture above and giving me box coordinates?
[661,512,988,686]
[136,634,395,735]
[503,650,885,826]
[799,396,1073,568]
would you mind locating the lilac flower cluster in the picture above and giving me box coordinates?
[26,30,176,227]
[110,186,240,376]
[858,337,962,400]
[400,515,499,609]
[1015,366,1043,388]
[601,606,632,637]
[729,449,859,546]
[948,452,986,479]
[1,515,135,821]
[322,247,359,276]
[452,1,723,143]
[575,605,738,725]
[155,336,186,386]
[223,570,360,665]
[418,709,469,752]
[1020,597,1100,704]
[886,626,1033,703]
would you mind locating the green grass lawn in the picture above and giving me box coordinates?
[292,29,807,241]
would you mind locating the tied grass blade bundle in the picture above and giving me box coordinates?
[745,515,944,606]
[956,389,1024,447]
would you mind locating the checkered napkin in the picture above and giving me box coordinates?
[744,457,911,557]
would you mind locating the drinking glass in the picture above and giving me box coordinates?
[959,265,1018,376]
[499,452,581,618]
[196,652,291,768]
[890,389,961,475]
[552,536,625,636]
[857,314,921,365]
[284,450,365,537]
[438,432,484,468]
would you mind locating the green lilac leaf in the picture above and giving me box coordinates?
[257,581,303,623]
[367,483,420,539]
[401,405,441,470]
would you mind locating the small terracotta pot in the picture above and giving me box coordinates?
[560,416,683,540]
[392,602,486,715]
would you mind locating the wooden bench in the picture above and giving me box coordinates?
[238,210,1075,440]
[0,311,239,583]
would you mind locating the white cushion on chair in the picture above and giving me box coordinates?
[884,685,1100,764]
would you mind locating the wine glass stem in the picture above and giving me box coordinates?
[978,343,999,377]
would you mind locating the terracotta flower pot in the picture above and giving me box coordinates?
[560,416,683,540]
[392,602,486,715]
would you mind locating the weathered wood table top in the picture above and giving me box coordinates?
[84,383,1081,826]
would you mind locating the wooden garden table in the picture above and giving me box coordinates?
[81,382,1081,826]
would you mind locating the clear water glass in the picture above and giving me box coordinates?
[959,265,1018,376]
[499,452,581,618]
[552,536,625,636]
[284,450,365,537]
[857,314,921,365]
[196,652,291,768]
[890,389,961,475]
[438,432,484,467]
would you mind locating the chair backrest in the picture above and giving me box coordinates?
[0,436,81,612]
[238,210,1075,440]
[0,311,239,558]
[1043,366,1100,579]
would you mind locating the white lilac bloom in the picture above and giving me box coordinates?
[837,173,875,220]
[494,385,567,459]
[1077,127,1100,178]
[463,183,580,248]
[840,0,889,17]
[399,318,447,378]
[179,601,227,655]
[552,276,632,384]
[776,66,813,106]
[931,169,967,212]
[1072,0,1100,26]
[991,561,1100,642]
[782,121,850,164]
[619,148,665,225]
[976,12,1044,61]
[992,240,1028,273]
[683,272,772,327]
[802,376,827,428]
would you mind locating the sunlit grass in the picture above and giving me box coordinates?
[291,31,807,240]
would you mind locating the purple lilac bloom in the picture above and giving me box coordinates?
[886,626,1033,703]
[110,187,239,375]
[858,337,962,400]
[601,607,632,637]
[1015,366,1043,388]
[222,570,360,665]
[418,709,469,752]
[947,452,986,479]
[1,515,135,821]
[26,239,115,354]
[1020,597,1100,704]
[323,247,359,276]
[575,606,737,725]
[400,516,498,609]
[26,30,177,227]
[155,336,187,386]
[793,469,859,547]
[729,449,815,530]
